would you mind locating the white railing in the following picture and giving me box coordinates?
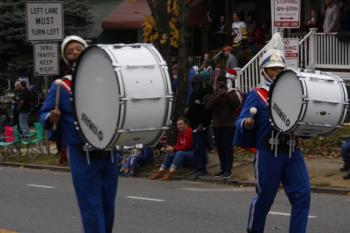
[235,42,271,93]
[299,28,350,69]
[236,28,350,93]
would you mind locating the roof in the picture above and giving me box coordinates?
[102,0,207,30]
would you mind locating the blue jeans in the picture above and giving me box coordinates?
[19,112,29,137]
[161,150,194,170]
[193,129,209,173]
[341,140,350,163]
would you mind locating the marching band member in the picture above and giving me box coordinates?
[234,33,311,233]
[39,35,119,233]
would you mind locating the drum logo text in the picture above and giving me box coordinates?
[81,113,104,141]
[272,103,290,127]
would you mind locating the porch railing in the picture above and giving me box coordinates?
[235,42,271,93]
[236,28,350,93]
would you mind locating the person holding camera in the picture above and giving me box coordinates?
[205,75,241,178]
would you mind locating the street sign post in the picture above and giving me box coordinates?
[283,38,299,69]
[33,43,59,76]
[273,0,300,28]
[25,1,64,41]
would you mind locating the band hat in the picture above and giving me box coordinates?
[226,69,237,80]
[61,35,88,64]
[259,33,286,69]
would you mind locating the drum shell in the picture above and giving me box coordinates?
[269,69,348,137]
[73,44,173,149]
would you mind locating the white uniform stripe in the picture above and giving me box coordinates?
[125,196,165,202]
[269,211,317,218]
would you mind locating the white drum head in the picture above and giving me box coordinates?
[73,46,120,149]
[269,70,304,133]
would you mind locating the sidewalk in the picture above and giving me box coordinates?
[193,151,350,194]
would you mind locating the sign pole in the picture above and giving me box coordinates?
[44,75,51,156]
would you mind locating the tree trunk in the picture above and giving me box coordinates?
[168,0,190,144]
[146,0,172,67]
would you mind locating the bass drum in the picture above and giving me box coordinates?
[72,44,173,150]
[269,68,348,137]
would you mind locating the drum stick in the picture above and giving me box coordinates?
[250,107,257,119]
[53,79,63,130]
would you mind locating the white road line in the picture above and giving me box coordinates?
[26,184,56,189]
[125,196,165,202]
[269,211,317,218]
[178,187,255,192]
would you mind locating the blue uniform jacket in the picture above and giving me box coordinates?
[39,78,83,146]
[234,88,273,151]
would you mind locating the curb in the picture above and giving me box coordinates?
[1,162,350,195]
[0,162,70,172]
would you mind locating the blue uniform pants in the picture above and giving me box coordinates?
[341,140,350,163]
[68,146,119,233]
[247,149,310,233]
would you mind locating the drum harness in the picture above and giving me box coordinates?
[81,143,116,165]
[256,87,297,158]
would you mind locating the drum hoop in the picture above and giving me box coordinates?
[72,45,120,150]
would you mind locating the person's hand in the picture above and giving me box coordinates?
[165,145,174,152]
[244,117,254,130]
[49,108,61,125]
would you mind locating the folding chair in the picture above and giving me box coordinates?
[21,122,45,159]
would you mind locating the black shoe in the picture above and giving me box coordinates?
[340,163,350,172]
[222,172,232,179]
[214,171,224,177]
[343,171,350,180]
[191,171,208,179]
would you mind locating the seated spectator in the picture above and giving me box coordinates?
[149,117,193,181]
[120,148,154,176]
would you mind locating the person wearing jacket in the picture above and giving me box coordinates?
[150,117,193,181]
[234,33,310,233]
[39,35,119,233]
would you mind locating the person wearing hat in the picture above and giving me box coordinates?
[187,75,213,178]
[39,35,119,233]
[223,46,238,69]
[234,33,310,233]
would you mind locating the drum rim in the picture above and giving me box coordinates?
[71,45,119,150]
[268,68,303,134]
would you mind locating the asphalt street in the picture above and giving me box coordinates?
[0,166,349,233]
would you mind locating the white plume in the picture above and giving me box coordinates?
[265,32,284,54]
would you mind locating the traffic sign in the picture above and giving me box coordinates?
[33,43,60,76]
[273,0,300,28]
[283,38,299,68]
[25,1,64,41]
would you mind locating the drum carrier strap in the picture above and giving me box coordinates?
[255,88,296,158]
